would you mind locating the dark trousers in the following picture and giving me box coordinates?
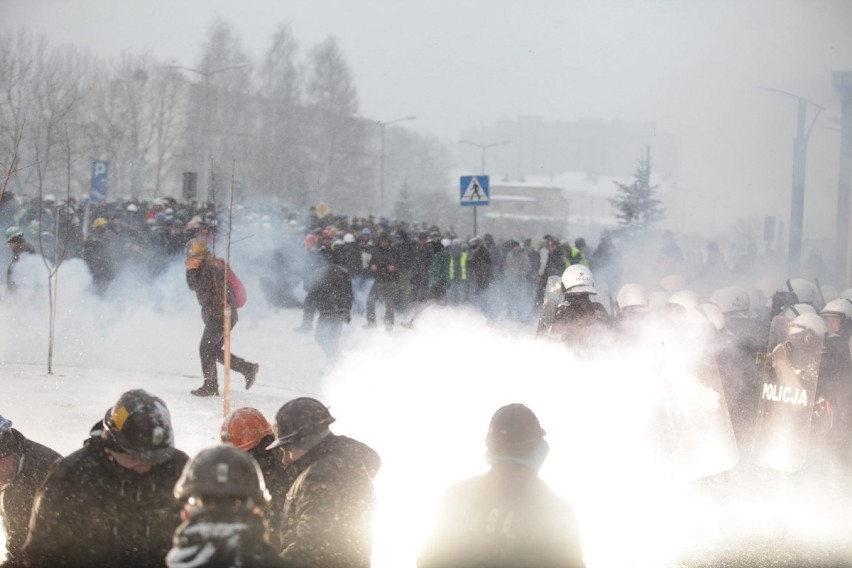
[200,319,253,387]
[366,280,396,325]
[315,313,347,361]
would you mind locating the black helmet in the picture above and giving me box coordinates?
[485,404,546,456]
[102,389,175,464]
[174,445,270,505]
[266,397,335,450]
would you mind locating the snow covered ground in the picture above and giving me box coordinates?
[3,254,852,567]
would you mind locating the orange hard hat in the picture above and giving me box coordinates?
[220,407,273,451]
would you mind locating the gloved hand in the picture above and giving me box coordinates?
[185,256,202,270]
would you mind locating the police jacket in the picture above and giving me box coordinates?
[0,430,61,568]
[187,256,238,325]
[418,461,584,568]
[23,433,189,568]
[278,434,381,568]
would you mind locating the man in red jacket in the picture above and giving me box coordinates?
[185,238,259,397]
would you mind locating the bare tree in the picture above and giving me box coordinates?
[36,128,73,375]
[303,37,370,213]
[76,52,187,200]
[253,23,305,202]
[187,19,254,204]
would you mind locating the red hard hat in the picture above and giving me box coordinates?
[220,408,273,451]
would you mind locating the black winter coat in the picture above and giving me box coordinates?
[367,246,398,283]
[277,434,381,568]
[187,256,238,325]
[22,435,189,568]
[304,264,354,317]
[0,430,61,568]
[418,462,585,568]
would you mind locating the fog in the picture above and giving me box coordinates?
[4,0,851,241]
[2,2,852,565]
[2,224,852,566]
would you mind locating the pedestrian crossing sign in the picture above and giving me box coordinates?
[460,175,489,206]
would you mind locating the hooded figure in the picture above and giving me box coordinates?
[418,404,585,568]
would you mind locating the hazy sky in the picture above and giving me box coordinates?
[3,0,851,239]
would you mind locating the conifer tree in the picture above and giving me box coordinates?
[609,145,665,236]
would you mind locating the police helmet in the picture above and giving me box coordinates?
[787,278,817,306]
[616,283,647,311]
[821,298,852,320]
[710,286,750,314]
[561,264,596,294]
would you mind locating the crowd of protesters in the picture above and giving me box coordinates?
[1,191,835,324]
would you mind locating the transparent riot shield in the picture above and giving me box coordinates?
[656,337,740,480]
[536,275,564,337]
[751,327,824,473]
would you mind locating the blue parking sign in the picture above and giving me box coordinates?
[91,160,109,202]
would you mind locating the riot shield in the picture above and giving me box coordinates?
[751,327,824,473]
[767,314,793,353]
[655,338,740,480]
[536,275,564,336]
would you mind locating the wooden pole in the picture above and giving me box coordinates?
[222,161,237,417]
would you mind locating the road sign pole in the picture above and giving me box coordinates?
[473,206,478,237]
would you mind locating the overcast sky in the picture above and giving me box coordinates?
[3,0,851,241]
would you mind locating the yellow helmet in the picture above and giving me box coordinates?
[185,237,208,258]
[92,217,108,230]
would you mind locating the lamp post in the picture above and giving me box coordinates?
[377,115,416,216]
[759,86,823,277]
[169,64,248,202]
[458,139,511,235]
[833,71,852,287]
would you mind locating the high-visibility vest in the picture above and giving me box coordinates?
[449,252,468,281]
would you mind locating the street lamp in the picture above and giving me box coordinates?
[169,63,248,202]
[458,139,511,235]
[759,86,823,277]
[458,139,511,173]
[377,115,416,216]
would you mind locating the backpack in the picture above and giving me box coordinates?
[228,268,247,308]
[211,258,248,308]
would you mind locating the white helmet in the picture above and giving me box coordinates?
[343,233,356,244]
[819,284,839,304]
[821,298,852,319]
[441,238,451,248]
[648,291,671,311]
[561,264,596,294]
[788,313,827,337]
[787,278,817,305]
[710,286,750,314]
[659,274,687,293]
[668,289,700,312]
[698,303,726,332]
[781,303,817,318]
[616,283,647,311]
